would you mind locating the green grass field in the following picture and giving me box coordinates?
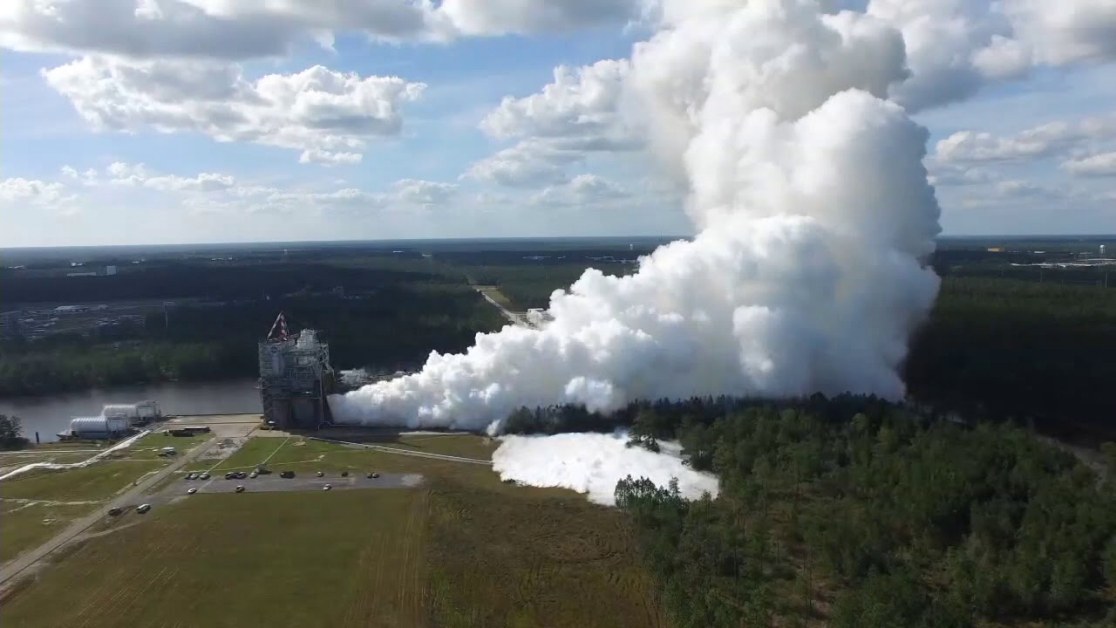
[0,451,97,467]
[2,436,665,627]
[0,457,169,565]
[0,490,429,627]
[0,502,92,563]
[394,433,498,459]
[0,460,164,503]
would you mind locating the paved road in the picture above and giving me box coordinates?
[309,436,493,465]
[0,435,218,588]
[474,287,537,328]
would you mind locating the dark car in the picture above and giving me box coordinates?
[235,485,245,493]
[280,470,295,479]
[340,471,349,477]
[371,472,380,479]
[108,507,123,516]
[225,472,235,480]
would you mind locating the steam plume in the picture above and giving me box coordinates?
[330,0,941,433]
[492,432,719,505]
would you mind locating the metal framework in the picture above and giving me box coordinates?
[258,313,335,430]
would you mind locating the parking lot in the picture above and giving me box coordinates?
[164,472,423,495]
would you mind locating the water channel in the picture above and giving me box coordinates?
[0,379,260,443]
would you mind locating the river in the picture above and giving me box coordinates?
[0,380,260,443]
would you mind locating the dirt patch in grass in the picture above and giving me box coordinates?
[427,475,666,628]
[121,432,207,460]
[0,502,96,563]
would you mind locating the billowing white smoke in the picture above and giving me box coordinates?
[492,432,718,505]
[330,0,941,433]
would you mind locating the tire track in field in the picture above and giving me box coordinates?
[106,531,189,623]
[71,523,190,627]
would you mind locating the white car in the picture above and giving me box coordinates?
[249,471,258,479]
[187,487,197,495]
[316,471,324,477]
[136,504,151,514]
[322,484,332,491]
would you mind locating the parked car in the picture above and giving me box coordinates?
[108,507,123,516]
[249,471,258,479]
[280,470,295,479]
[371,472,380,479]
[225,472,235,480]
[199,473,210,480]
[236,471,248,479]
[340,471,349,477]
[185,473,196,481]
[136,504,151,514]
[187,487,197,495]
[235,485,245,493]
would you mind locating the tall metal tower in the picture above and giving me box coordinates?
[258,312,335,430]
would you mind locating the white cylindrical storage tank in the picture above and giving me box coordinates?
[102,404,139,420]
[70,416,130,439]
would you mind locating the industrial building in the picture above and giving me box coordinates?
[259,313,336,430]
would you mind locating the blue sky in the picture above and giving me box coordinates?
[1,0,1114,246]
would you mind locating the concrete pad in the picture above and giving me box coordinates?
[167,472,422,496]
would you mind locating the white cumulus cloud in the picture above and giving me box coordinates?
[0,0,641,59]
[934,113,1116,164]
[1063,152,1116,177]
[531,174,628,206]
[481,59,634,146]
[43,56,425,164]
[101,161,236,191]
[0,177,72,207]
[464,140,582,187]
[393,179,457,207]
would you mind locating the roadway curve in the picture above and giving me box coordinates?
[474,287,536,328]
[0,435,217,589]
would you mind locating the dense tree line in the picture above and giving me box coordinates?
[0,256,438,304]
[507,396,1116,626]
[0,259,504,397]
[905,277,1116,439]
[0,414,29,450]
